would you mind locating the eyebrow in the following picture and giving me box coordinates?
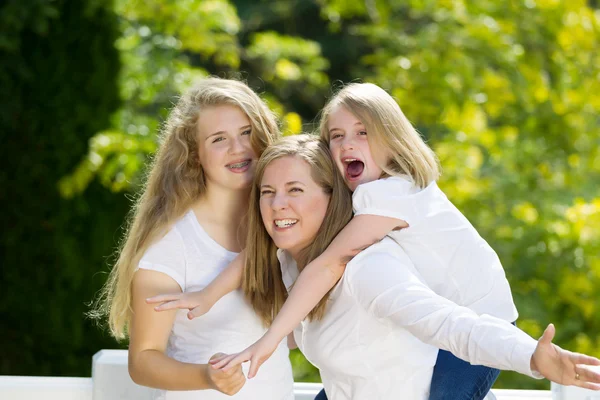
[260,181,307,189]
[328,122,364,133]
[206,125,252,140]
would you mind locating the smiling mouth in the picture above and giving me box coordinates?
[274,219,298,228]
[343,158,364,179]
[227,160,251,169]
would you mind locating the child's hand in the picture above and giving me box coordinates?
[146,290,214,320]
[209,334,280,379]
[531,324,600,390]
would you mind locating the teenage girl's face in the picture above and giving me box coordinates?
[196,104,257,191]
[327,106,383,192]
[259,156,329,260]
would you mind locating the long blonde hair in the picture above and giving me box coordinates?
[243,135,353,326]
[92,77,280,340]
[320,83,440,188]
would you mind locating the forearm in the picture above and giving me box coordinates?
[398,307,538,378]
[129,348,213,390]
[202,250,244,302]
[267,258,343,341]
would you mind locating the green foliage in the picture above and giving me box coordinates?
[0,0,128,376]
[4,0,598,389]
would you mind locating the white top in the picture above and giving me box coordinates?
[353,176,519,322]
[138,210,294,400]
[279,239,540,400]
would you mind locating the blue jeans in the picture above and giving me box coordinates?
[314,389,328,400]
[428,349,500,400]
[314,352,500,400]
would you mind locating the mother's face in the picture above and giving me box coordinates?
[259,155,330,259]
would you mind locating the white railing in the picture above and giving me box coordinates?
[1,350,598,399]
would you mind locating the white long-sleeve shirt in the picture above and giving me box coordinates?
[353,176,519,322]
[279,238,540,400]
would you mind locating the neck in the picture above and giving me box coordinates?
[193,183,251,233]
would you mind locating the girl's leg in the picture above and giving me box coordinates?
[429,349,500,400]
[314,389,328,400]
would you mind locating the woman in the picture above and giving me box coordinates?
[224,134,600,399]
[91,77,294,399]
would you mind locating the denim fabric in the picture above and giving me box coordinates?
[428,349,501,400]
[314,388,328,400]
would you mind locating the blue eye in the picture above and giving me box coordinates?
[212,137,225,143]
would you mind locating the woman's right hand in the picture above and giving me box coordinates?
[531,324,600,390]
[146,290,214,320]
[205,353,246,395]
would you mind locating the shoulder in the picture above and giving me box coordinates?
[139,213,190,268]
[145,222,186,256]
[345,238,412,279]
[353,176,417,198]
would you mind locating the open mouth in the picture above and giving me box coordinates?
[343,158,365,179]
[274,219,298,229]
[226,159,251,170]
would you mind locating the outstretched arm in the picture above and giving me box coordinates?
[212,214,406,377]
[346,251,600,389]
[146,250,245,319]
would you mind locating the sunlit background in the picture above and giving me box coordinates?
[1,0,599,391]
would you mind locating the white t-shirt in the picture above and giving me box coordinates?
[138,210,294,400]
[353,176,519,322]
[279,239,539,400]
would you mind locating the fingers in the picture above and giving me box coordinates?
[187,306,206,320]
[145,293,181,304]
[209,354,231,366]
[209,352,227,362]
[248,356,265,379]
[575,364,600,384]
[209,357,246,395]
[216,353,248,371]
[153,300,186,311]
[539,323,555,345]
[573,354,600,367]
[573,381,600,391]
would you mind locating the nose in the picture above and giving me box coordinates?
[229,136,245,155]
[271,192,288,211]
[341,135,355,151]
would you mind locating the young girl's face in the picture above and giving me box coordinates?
[196,104,258,191]
[327,106,383,191]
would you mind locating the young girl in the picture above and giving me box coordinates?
[93,77,294,400]
[149,83,600,398]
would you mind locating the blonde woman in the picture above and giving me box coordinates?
[92,77,294,400]
[218,135,599,399]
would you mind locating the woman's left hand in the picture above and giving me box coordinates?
[531,324,600,390]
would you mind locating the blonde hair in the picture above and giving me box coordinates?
[92,77,280,339]
[320,83,440,188]
[244,135,353,325]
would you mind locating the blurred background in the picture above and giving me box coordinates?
[1,0,599,390]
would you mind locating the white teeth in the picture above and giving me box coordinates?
[343,158,358,163]
[274,219,298,228]
[228,160,250,169]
